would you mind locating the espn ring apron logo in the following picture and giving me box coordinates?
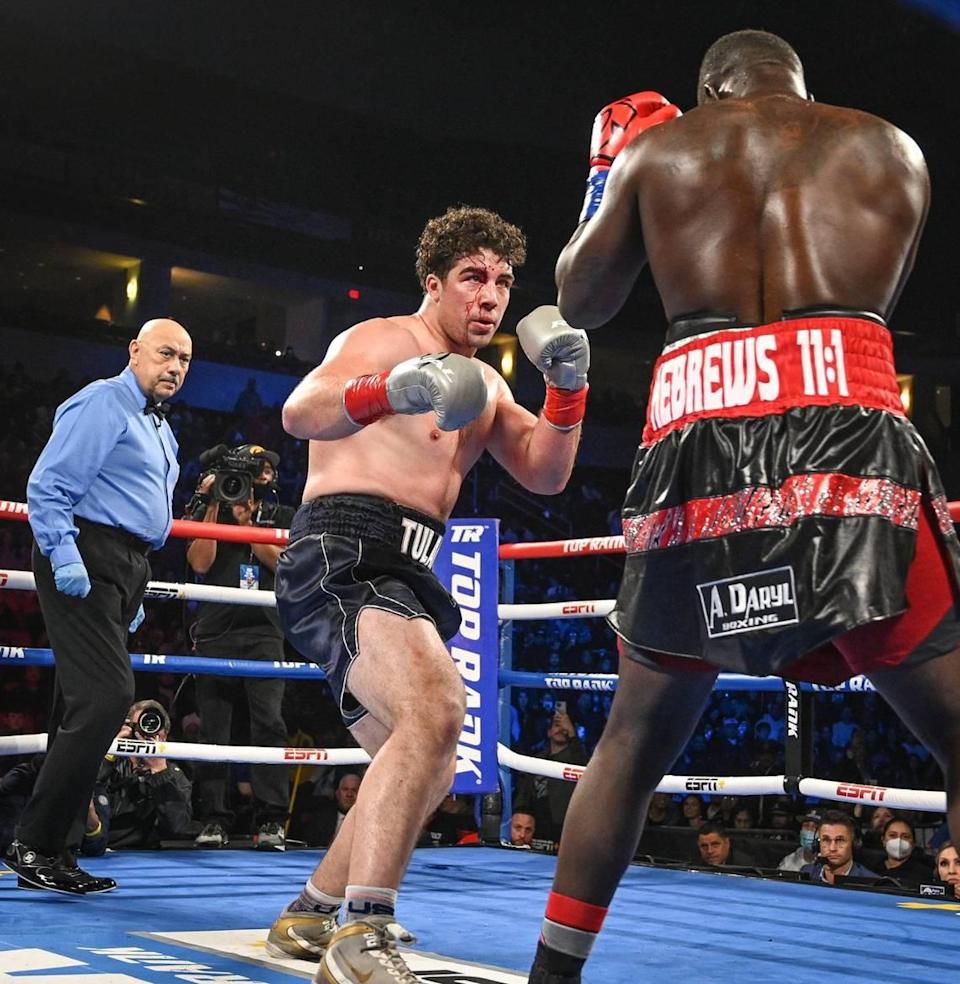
[697,566,799,637]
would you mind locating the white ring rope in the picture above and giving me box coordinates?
[0,568,613,619]
[498,745,948,813]
[0,732,371,767]
[0,733,946,813]
[797,777,947,814]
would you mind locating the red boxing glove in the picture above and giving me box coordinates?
[580,91,681,221]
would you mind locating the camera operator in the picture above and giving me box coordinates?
[185,444,295,851]
[85,700,196,851]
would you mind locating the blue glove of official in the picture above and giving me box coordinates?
[53,562,91,598]
[128,603,145,634]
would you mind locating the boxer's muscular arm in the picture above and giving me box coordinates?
[556,151,648,330]
[486,378,579,495]
[281,320,420,441]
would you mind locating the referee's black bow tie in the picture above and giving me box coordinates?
[144,400,171,420]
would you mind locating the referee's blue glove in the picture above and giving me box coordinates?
[53,562,91,598]
[128,604,145,634]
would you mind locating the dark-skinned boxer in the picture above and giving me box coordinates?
[529,30,960,983]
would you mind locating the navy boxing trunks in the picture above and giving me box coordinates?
[611,312,960,685]
[275,494,462,726]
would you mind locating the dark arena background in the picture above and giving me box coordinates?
[1,3,959,983]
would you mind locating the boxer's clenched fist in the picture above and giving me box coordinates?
[344,352,488,431]
[517,306,590,391]
[581,90,681,222]
[517,306,590,431]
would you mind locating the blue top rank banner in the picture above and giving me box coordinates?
[433,519,500,794]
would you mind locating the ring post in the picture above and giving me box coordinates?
[496,553,516,843]
[432,519,501,796]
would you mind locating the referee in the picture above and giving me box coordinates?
[3,318,192,894]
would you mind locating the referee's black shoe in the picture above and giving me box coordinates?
[3,840,117,895]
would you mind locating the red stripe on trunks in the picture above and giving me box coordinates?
[623,472,920,554]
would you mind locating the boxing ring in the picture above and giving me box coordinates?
[1,501,958,982]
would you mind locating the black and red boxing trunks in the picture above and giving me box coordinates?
[275,494,461,726]
[611,312,960,685]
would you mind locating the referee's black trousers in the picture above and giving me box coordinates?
[17,523,149,857]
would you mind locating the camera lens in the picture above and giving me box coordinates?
[214,472,251,504]
[137,710,164,737]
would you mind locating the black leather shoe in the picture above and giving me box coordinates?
[59,864,117,893]
[4,840,116,895]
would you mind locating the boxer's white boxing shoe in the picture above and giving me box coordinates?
[315,918,421,983]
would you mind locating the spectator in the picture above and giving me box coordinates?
[733,806,756,831]
[508,811,537,848]
[694,823,754,867]
[515,706,588,842]
[875,817,932,888]
[778,814,821,872]
[764,797,797,834]
[705,794,739,825]
[860,805,896,850]
[935,842,960,898]
[423,794,478,846]
[831,706,859,749]
[233,377,264,420]
[679,795,705,830]
[756,701,785,742]
[289,771,362,848]
[646,792,680,828]
[801,811,879,885]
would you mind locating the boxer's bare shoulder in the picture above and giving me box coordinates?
[323,316,422,369]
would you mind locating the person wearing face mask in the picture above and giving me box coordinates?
[778,814,821,872]
[876,816,931,887]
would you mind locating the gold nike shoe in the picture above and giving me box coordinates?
[265,906,339,961]
[316,919,420,984]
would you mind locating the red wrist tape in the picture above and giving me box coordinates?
[343,372,393,426]
[543,384,588,430]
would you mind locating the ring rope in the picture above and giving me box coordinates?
[0,568,611,620]
[0,732,942,814]
[1,646,874,694]
[0,732,370,767]
[5,498,959,559]
[498,669,876,694]
[498,745,947,812]
[0,647,326,679]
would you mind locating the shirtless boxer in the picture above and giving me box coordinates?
[263,206,589,984]
[528,30,960,983]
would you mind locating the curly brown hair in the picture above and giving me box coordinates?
[415,206,526,289]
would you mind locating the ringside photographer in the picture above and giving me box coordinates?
[2,700,194,861]
[85,699,196,852]
[184,444,295,851]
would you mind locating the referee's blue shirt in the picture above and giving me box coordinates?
[27,366,180,569]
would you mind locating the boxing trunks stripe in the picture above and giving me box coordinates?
[274,494,461,727]
[611,314,960,684]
